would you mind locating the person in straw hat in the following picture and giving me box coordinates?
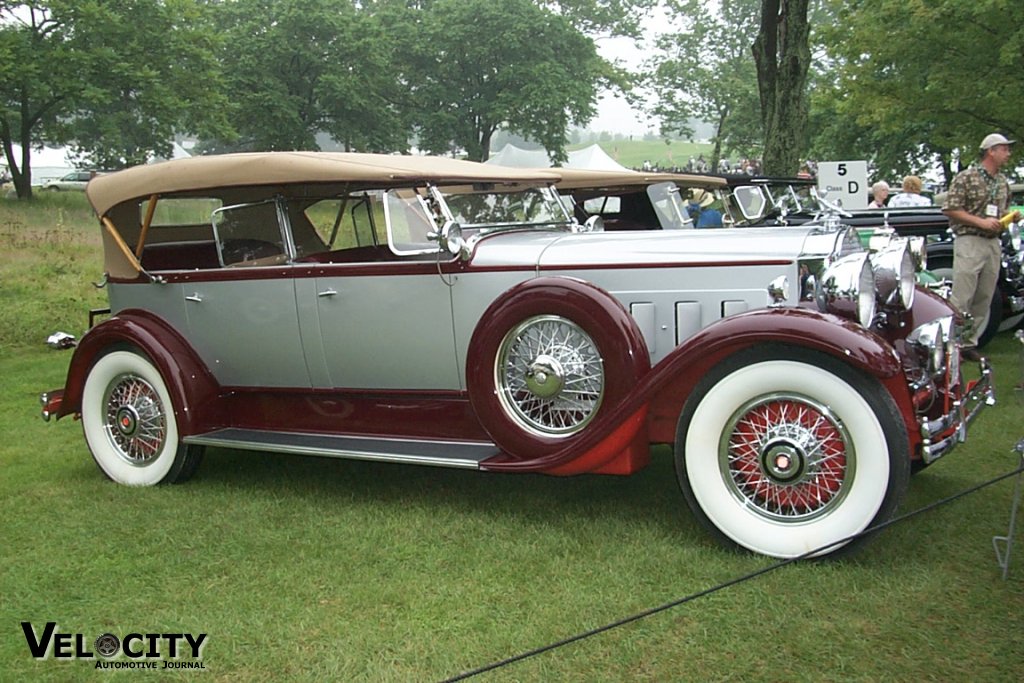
[687,188,723,228]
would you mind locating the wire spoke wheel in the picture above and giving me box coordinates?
[722,394,852,522]
[82,350,203,485]
[102,373,167,466]
[496,315,605,436]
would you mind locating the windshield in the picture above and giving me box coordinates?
[443,186,571,228]
[648,181,694,229]
[384,184,572,255]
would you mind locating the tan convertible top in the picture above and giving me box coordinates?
[551,167,728,190]
[86,151,563,217]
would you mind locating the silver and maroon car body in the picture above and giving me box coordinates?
[41,152,993,559]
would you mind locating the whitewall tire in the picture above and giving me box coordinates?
[675,348,909,559]
[81,350,202,485]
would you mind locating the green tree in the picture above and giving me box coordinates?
[210,0,408,153]
[752,0,811,175]
[61,0,230,169]
[811,0,1024,184]
[649,0,763,168]
[539,0,657,38]
[0,3,81,197]
[409,0,613,162]
[0,1,228,198]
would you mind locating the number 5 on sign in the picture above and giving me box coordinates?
[817,161,868,209]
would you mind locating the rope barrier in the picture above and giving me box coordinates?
[441,462,1024,683]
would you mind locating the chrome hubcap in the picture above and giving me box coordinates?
[762,440,805,482]
[720,394,853,521]
[497,315,605,436]
[103,374,167,466]
[525,354,565,398]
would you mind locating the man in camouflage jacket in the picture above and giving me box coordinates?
[942,133,1015,356]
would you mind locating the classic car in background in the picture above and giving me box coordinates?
[727,177,1024,347]
[553,168,729,231]
[40,152,993,559]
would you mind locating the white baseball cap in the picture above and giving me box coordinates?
[980,133,1015,150]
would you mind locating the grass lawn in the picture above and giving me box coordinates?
[1,192,1023,681]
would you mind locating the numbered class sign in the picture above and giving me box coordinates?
[817,161,868,209]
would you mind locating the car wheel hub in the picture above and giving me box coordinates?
[526,354,565,398]
[720,394,854,521]
[762,439,805,482]
[115,406,140,438]
[103,374,167,466]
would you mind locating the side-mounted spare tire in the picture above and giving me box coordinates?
[466,278,650,461]
[675,345,910,559]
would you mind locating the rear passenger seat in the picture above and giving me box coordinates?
[140,241,221,270]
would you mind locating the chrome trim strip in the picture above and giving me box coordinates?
[182,428,493,469]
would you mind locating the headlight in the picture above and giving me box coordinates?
[871,241,916,309]
[907,317,949,375]
[815,252,876,327]
[867,228,895,253]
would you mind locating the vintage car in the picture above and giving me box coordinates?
[40,152,994,560]
[728,178,1024,347]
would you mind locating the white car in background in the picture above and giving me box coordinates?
[40,170,97,191]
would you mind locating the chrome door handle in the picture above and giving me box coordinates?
[317,289,338,298]
[185,293,203,303]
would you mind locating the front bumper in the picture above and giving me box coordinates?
[40,390,64,422]
[919,358,994,464]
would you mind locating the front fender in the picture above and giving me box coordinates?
[56,309,223,435]
[644,307,910,442]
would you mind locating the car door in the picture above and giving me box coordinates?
[182,199,310,388]
[299,193,461,391]
[313,265,461,391]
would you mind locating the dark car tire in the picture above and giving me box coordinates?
[466,281,648,460]
[81,349,203,485]
[674,346,910,559]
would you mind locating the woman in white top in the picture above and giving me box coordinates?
[888,175,932,207]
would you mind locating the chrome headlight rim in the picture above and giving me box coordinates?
[815,252,877,328]
[871,240,916,310]
[908,316,954,375]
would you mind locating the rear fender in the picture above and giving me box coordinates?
[56,309,222,435]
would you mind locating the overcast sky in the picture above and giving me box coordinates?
[588,28,661,135]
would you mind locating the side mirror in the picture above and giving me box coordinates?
[580,215,604,233]
[438,220,469,260]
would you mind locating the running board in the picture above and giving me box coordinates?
[182,428,496,469]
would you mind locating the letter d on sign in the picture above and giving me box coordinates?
[848,181,860,194]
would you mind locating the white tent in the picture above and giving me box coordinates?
[486,143,629,172]
[0,144,76,183]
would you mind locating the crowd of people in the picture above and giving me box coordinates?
[638,156,763,175]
